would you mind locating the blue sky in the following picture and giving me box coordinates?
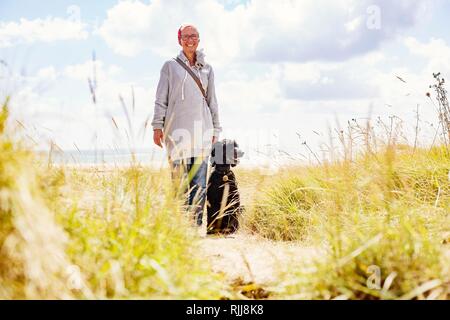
[1,0,450,165]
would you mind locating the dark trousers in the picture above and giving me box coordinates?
[169,156,208,226]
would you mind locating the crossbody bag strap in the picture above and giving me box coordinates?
[174,57,207,100]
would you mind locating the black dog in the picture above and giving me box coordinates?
[206,139,244,235]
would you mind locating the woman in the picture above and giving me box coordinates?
[151,24,222,226]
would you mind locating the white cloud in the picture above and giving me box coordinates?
[6,59,153,151]
[96,0,432,65]
[95,0,244,65]
[280,60,380,101]
[35,66,57,80]
[95,1,155,57]
[249,0,432,63]
[3,1,447,158]
[0,64,62,99]
[218,68,282,113]
[0,17,88,48]
[64,60,122,81]
[404,37,450,75]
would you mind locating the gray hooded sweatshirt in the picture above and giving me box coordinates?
[151,49,222,161]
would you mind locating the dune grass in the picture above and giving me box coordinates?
[243,125,450,299]
[0,101,228,299]
[1,75,449,300]
[57,166,229,299]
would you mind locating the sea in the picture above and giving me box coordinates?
[39,148,302,174]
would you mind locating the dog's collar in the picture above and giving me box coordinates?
[213,165,231,174]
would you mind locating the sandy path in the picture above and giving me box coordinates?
[199,231,318,286]
[68,167,319,290]
[198,169,319,287]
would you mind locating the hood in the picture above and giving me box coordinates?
[177,48,206,69]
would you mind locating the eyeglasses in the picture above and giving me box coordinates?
[181,34,199,41]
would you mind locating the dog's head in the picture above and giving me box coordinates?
[210,139,244,167]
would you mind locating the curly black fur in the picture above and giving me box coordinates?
[206,140,244,235]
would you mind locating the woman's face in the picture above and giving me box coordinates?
[179,26,200,55]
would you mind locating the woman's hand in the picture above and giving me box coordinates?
[153,129,164,148]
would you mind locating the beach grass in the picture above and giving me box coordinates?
[1,93,449,299]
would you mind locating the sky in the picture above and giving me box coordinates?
[1,0,450,166]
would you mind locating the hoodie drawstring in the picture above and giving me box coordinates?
[180,55,205,101]
[181,70,188,100]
